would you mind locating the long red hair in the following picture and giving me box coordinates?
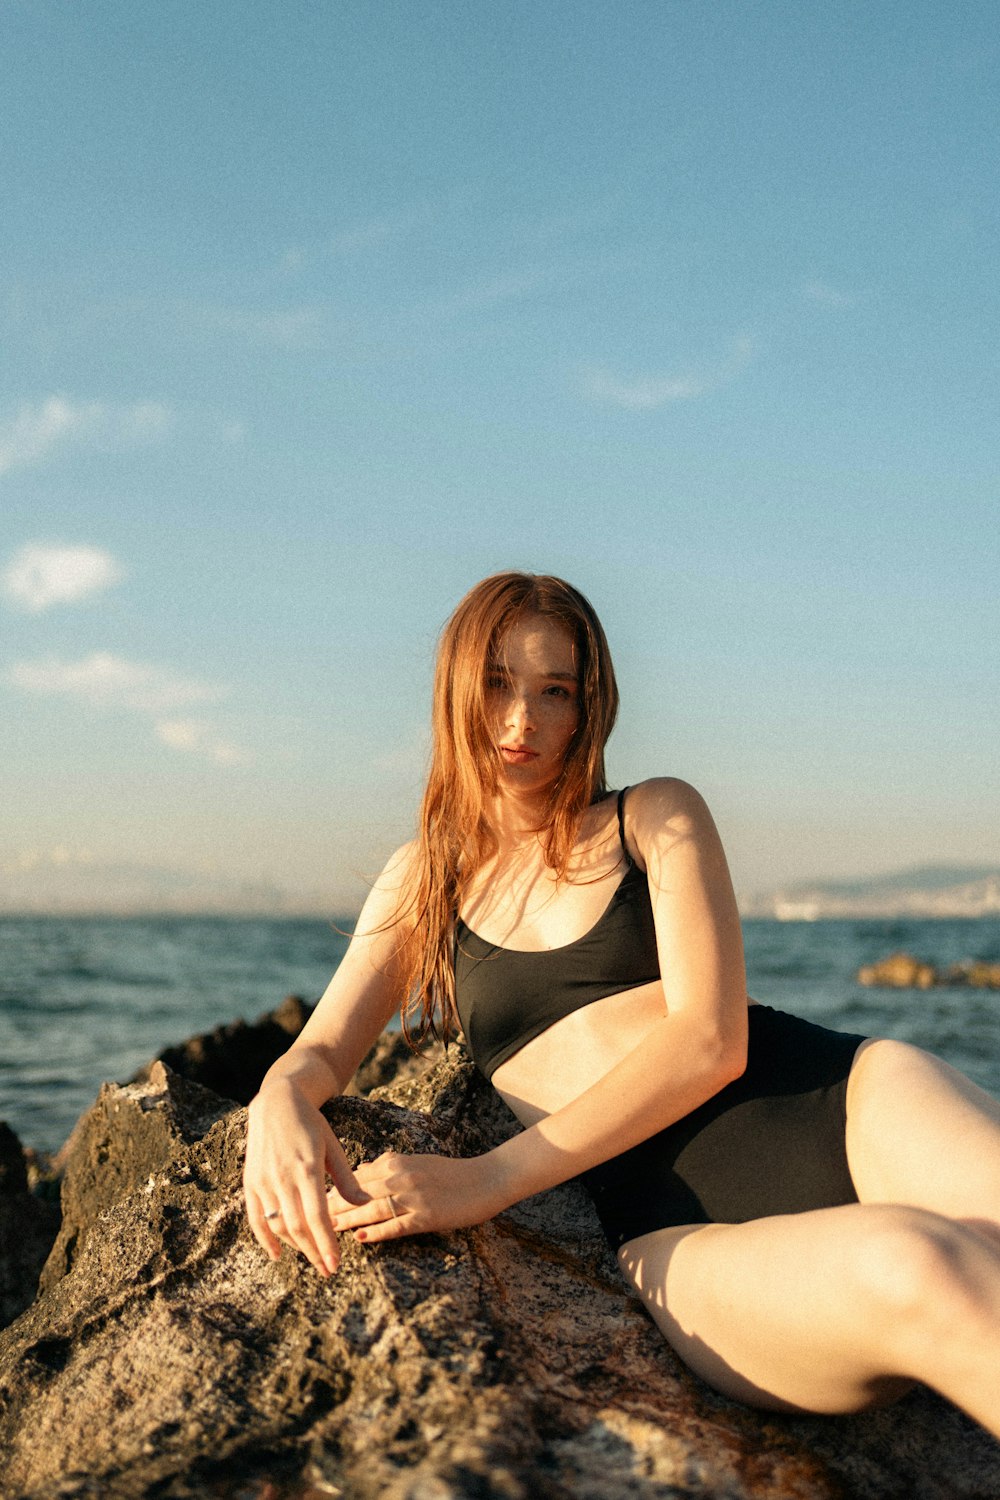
[397,572,619,1047]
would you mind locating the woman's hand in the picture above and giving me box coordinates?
[327,1150,509,1244]
[243,1080,369,1275]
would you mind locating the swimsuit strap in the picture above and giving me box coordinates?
[617,786,632,866]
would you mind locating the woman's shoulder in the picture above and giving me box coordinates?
[377,838,421,880]
[623,777,711,816]
[622,778,719,850]
[355,840,422,933]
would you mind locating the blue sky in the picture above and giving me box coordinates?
[2,1,997,913]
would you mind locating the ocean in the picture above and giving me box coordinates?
[1,915,998,1155]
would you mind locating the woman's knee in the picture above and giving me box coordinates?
[847,1037,927,1110]
[849,1206,979,1331]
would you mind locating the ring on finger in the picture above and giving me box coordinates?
[387,1195,398,1220]
[264,1208,281,1221]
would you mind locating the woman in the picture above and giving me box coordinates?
[244,571,1000,1436]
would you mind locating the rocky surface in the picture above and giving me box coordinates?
[858,952,1000,989]
[0,1001,433,1336]
[1,1027,998,1497]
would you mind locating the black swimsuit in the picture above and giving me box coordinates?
[454,795,659,1079]
[454,789,867,1250]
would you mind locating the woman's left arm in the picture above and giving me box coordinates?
[334,778,749,1242]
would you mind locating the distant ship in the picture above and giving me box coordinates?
[773,899,821,922]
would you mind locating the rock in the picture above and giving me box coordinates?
[3,1007,424,1332]
[0,1123,62,1330]
[1,1048,998,1498]
[0,1122,29,1197]
[131,995,446,1104]
[857,953,938,989]
[858,953,1000,990]
[948,960,1000,990]
[345,1029,448,1098]
[131,994,318,1104]
[40,1061,239,1295]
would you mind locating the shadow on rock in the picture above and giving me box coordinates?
[0,1122,62,1330]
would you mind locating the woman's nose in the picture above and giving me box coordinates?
[506,693,534,732]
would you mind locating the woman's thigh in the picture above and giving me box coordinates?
[845,1039,1000,1225]
[617,1206,927,1415]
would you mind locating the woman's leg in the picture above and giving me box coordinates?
[618,1041,1000,1433]
[845,1038,1000,1232]
[618,1203,1000,1435]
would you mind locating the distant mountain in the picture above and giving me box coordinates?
[6,856,999,922]
[782,864,998,898]
[741,865,1000,920]
[0,859,335,916]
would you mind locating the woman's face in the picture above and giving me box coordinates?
[486,612,580,796]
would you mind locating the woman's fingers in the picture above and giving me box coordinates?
[330,1194,401,1233]
[243,1099,380,1274]
[245,1186,283,1261]
[275,1175,342,1276]
[296,1169,342,1274]
[248,1171,339,1276]
[354,1213,409,1244]
[248,1149,440,1271]
[326,1181,371,1215]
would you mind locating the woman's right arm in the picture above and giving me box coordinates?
[243,842,418,1276]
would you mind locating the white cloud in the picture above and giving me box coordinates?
[2,542,124,612]
[155,718,251,766]
[506,199,618,248]
[236,309,323,346]
[8,654,252,766]
[192,303,327,349]
[0,396,94,473]
[328,206,427,255]
[9,653,220,714]
[584,368,708,409]
[0,396,171,475]
[279,213,413,273]
[152,718,204,751]
[802,281,857,308]
[4,846,94,873]
[111,401,171,440]
[417,268,548,321]
[583,337,753,410]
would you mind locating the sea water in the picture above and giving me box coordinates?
[1,915,997,1154]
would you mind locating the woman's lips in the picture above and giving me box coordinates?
[500,746,539,763]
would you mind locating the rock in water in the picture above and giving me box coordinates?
[857,953,1000,989]
[0,1048,997,1499]
[857,952,938,989]
[130,995,443,1102]
[131,994,318,1104]
[0,1123,61,1330]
